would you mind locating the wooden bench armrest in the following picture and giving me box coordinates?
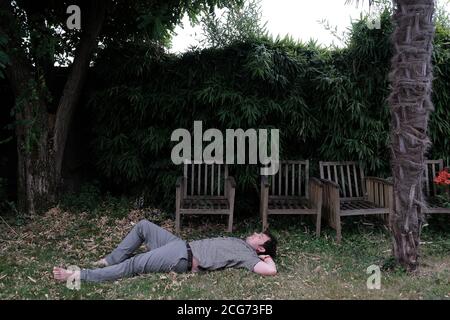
[310,177,323,187]
[225,175,236,196]
[320,178,340,215]
[225,176,236,205]
[308,177,323,209]
[320,178,340,190]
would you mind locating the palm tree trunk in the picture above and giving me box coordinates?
[388,0,435,271]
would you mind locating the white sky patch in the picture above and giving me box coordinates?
[170,0,450,53]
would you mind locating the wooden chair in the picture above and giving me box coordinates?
[423,159,450,214]
[175,162,236,233]
[319,161,393,243]
[260,160,323,236]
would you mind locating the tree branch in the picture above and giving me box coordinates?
[0,0,37,139]
[53,0,107,175]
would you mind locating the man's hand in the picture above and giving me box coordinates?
[253,255,277,276]
[258,255,272,261]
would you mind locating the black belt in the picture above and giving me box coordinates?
[186,242,192,271]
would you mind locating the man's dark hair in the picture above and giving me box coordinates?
[262,230,277,260]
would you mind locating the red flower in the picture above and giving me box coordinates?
[434,168,450,186]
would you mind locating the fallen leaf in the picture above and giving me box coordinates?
[88,244,100,251]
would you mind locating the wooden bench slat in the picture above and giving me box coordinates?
[305,161,309,199]
[268,198,311,209]
[292,163,295,196]
[211,164,214,195]
[347,165,353,198]
[353,164,359,198]
[340,165,346,197]
[191,164,195,196]
[299,163,302,197]
[183,164,188,197]
[278,163,282,196]
[218,164,221,195]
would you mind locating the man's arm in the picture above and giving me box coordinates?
[253,255,277,276]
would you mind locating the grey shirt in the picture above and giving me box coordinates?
[189,237,261,271]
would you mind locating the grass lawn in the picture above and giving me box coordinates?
[0,206,449,300]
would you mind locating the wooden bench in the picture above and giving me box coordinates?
[260,160,323,235]
[423,159,450,215]
[175,162,236,233]
[319,161,393,243]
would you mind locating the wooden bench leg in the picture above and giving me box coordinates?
[227,210,234,233]
[328,206,341,244]
[175,197,181,235]
[315,212,321,237]
[335,214,342,244]
[175,211,181,234]
[175,183,182,234]
[262,209,268,231]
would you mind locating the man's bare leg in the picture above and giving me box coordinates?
[53,267,80,282]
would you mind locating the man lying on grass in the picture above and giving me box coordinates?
[53,219,278,283]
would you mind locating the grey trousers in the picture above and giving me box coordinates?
[80,220,188,282]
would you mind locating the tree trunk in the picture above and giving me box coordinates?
[16,116,57,215]
[1,0,107,215]
[388,0,435,271]
[7,55,57,214]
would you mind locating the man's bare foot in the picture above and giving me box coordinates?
[92,258,109,268]
[53,267,80,282]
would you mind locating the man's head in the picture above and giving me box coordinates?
[245,230,277,259]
